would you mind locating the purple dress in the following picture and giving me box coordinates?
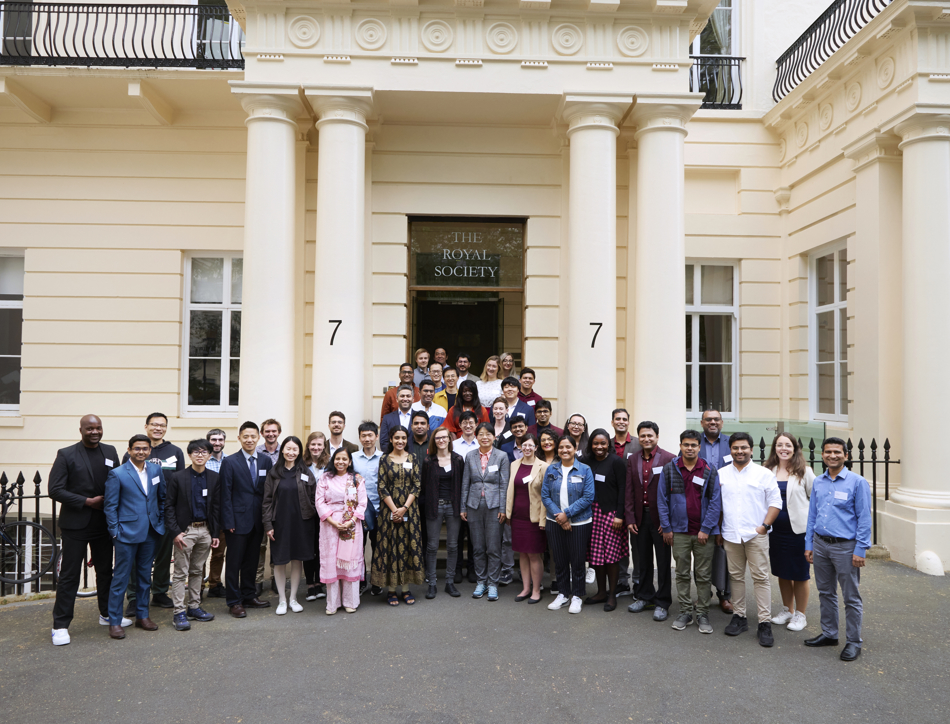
[510,465,546,554]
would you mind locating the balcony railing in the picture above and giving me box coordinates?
[773,0,892,102]
[0,3,244,69]
[690,55,743,110]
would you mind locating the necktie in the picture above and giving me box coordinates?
[249,455,257,486]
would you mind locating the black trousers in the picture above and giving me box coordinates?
[546,522,592,600]
[454,520,475,572]
[53,528,114,629]
[634,506,673,610]
[303,520,322,585]
[225,525,265,607]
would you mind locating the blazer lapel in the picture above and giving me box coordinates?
[76,442,96,483]
[124,463,148,497]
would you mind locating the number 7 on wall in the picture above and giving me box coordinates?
[329,319,342,346]
[590,322,603,348]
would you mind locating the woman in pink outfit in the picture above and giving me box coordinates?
[315,448,367,614]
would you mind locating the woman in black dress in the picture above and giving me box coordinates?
[583,429,627,611]
[262,435,317,616]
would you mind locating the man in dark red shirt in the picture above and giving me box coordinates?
[656,430,722,634]
[526,400,562,439]
[611,408,642,460]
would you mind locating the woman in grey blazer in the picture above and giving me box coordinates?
[461,423,511,601]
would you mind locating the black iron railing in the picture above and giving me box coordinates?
[690,55,743,110]
[0,471,61,598]
[0,3,244,69]
[773,0,892,102]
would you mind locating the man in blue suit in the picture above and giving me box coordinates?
[699,410,734,614]
[104,434,167,639]
[220,421,274,617]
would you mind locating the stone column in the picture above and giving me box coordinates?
[305,87,374,431]
[630,94,701,441]
[893,114,950,509]
[559,93,632,427]
[842,132,902,446]
[230,83,304,428]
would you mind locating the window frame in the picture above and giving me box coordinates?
[809,242,849,423]
[180,252,242,417]
[0,252,24,414]
[690,0,738,56]
[685,259,739,420]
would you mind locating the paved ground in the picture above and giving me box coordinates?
[1,559,948,724]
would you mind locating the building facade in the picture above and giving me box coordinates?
[0,0,948,572]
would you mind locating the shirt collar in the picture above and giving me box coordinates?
[355,449,380,460]
[242,450,256,461]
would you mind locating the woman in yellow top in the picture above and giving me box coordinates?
[504,433,548,603]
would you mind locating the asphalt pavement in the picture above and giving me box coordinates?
[1,559,947,724]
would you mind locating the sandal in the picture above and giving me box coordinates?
[402,590,416,605]
[387,593,400,606]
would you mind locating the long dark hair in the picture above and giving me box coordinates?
[564,414,589,455]
[328,447,355,476]
[450,379,483,425]
[764,432,808,480]
[279,435,306,473]
[538,429,559,464]
[584,428,612,461]
[386,425,410,455]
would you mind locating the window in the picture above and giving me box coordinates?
[0,255,24,412]
[811,246,848,421]
[691,0,734,55]
[183,254,242,413]
[686,262,737,417]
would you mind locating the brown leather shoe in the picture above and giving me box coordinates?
[109,625,126,639]
[229,605,247,618]
[720,599,734,614]
[242,597,271,608]
[134,617,158,631]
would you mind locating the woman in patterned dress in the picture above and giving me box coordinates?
[370,426,424,605]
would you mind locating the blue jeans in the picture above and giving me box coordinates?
[109,527,160,624]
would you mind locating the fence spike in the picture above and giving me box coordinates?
[870,438,877,452]
[883,438,891,451]
[15,471,25,492]
[0,471,6,489]
[858,438,865,451]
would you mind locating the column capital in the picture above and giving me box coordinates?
[229,81,306,128]
[842,131,901,173]
[627,92,703,140]
[894,111,950,150]
[557,92,633,138]
[303,86,375,132]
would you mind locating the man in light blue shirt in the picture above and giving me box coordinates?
[700,409,733,613]
[804,437,872,662]
[353,421,382,595]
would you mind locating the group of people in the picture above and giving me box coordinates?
[46,347,872,662]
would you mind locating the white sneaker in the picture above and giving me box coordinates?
[51,628,70,646]
[99,614,133,628]
[585,567,595,584]
[548,593,569,610]
[787,611,808,631]
[275,601,288,615]
[569,596,583,614]
[289,599,303,613]
[771,606,793,625]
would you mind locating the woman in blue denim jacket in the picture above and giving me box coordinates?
[540,436,595,614]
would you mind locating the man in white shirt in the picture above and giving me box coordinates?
[717,431,781,647]
[411,380,448,429]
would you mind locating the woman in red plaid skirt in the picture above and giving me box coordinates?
[584,429,628,612]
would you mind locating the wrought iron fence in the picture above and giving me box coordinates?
[773,0,892,102]
[0,471,63,597]
[0,2,244,69]
[690,55,743,110]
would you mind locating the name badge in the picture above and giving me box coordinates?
[834,490,848,500]
[652,466,663,475]
[347,486,357,496]
[258,470,266,477]
[527,400,536,406]
[443,465,451,473]
[402,462,413,470]
[724,455,733,463]
[488,465,499,473]
[104,459,114,468]
[301,474,309,482]
[151,476,159,485]
[626,453,632,459]
[504,431,513,439]
[595,474,606,482]
[692,475,704,486]
[571,476,582,483]
[202,489,208,497]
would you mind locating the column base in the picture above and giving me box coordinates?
[879,500,950,575]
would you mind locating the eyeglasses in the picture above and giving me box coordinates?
[191,450,210,457]
[569,421,584,428]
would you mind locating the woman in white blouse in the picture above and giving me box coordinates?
[763,432,816,632]
[476,355,503,408]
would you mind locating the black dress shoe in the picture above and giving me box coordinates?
[425,584,437,599]
[467,570,477,584]
[445,582,461,597]
[804,633,839,647]
[207,584,225,598]
[152,592,174,609]
[243,597,271,608]
[840,643,861,661]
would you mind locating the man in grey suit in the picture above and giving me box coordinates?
[460,423,511,602]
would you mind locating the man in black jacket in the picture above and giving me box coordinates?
[166,439,220,631]
[48,415,129,645]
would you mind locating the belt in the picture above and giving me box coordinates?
[190,521,207,528]
[816,532,853,545]
[438,499,453,505]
